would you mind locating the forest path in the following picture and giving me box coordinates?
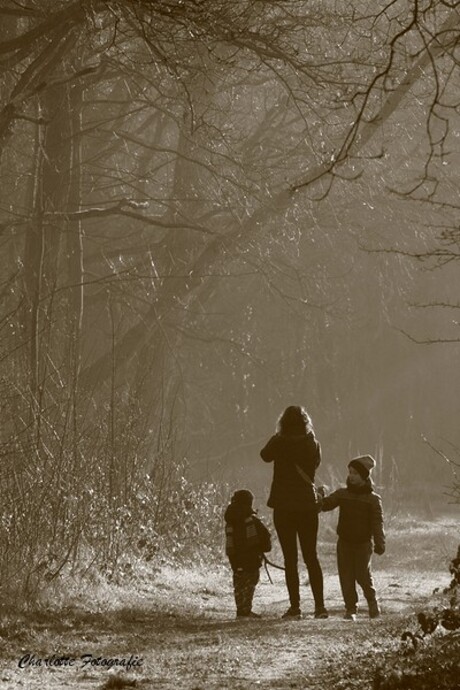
[0,566,447,690]
[0,515,457,689]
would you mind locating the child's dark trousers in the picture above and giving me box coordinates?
[337,538,377,613]
[233,568,259,615]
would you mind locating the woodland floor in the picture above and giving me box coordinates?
[0,515,458,690]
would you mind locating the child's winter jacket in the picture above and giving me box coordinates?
[321,478,385,552]
[224,502,271,572]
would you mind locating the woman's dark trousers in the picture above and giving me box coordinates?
[274,509,325,611]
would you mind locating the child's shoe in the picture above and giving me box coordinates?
[282,607,302,619]
[343,611,357,621]
[368,600,380,619]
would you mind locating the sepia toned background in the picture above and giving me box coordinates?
[1,0,459,601]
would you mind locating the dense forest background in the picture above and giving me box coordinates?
[1,0,459,595]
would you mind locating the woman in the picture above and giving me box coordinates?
[260,405,328,619]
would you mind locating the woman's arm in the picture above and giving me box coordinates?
[309,435,321,470]
[260,435,279,463]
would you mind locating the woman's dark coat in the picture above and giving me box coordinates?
[260,432,321,511]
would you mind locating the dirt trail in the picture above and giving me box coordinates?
[0,565,447,690]
[1,516,458,689]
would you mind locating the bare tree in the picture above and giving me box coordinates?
[1,0,459,595]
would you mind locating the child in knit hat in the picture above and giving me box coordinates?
[224,489,272,618]
[321,455,385,620]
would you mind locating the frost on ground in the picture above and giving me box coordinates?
[0,516,457,690]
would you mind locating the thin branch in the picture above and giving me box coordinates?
[44,201,216,235]
[422,435,458,477]
[408,301,460,309]
[397,327,460,344]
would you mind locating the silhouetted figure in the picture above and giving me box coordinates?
[260,406,328,619]
[321,455,385,620]
[224,489,272,618]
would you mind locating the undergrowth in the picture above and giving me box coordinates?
[373,545,460,690]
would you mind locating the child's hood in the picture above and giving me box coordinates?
[224,502,255,524]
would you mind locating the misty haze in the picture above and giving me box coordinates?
[0,2,459,689]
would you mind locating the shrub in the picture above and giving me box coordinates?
[373,545,460,690]
[0,378,225,602]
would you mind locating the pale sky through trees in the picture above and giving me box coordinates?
[0,2,459,581]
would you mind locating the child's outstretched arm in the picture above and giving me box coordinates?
[320,489,341,512]
[371,495,385,554]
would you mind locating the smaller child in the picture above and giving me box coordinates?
[321,455,385,621]
[224,489,272,618]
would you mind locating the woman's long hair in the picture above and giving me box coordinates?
[277,405,313,436]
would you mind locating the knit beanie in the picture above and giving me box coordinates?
[231,489,254,507]
[348,454,376,480]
